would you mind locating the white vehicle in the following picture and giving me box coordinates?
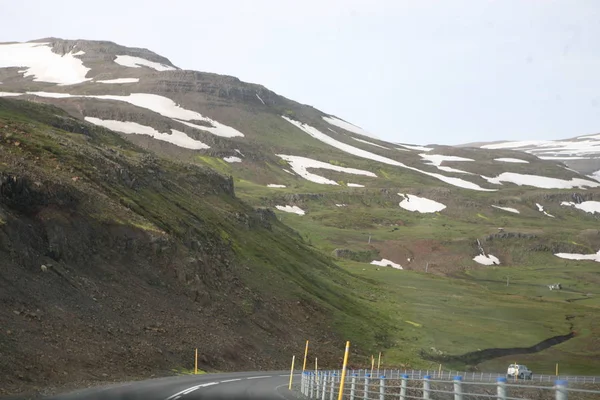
[507,364,533,379]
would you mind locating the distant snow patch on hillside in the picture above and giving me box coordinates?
[275,205,305,215]
[235,149,244,157]
[277,154,376,185]
[588,170,600,182]
[539,156,590,160]
[437,166,472,174]
[481,172,600,189]
[491,205,520,214]
[283,169,294,175]
[560,201,600,214]
[473,254,500,265]
[336,204,347,207]
[555,249,600,263]
[352,137,389,149]
[322,116,377,139]
[114,55,176,71]
[177,119,244,138]
[0,92,23,97]
[536,203,555,218]
[494,158,529,163]
[97,78,140,84]
[420,154,474,174]
[255,93,265,105]
[482,140,548,149]
[267,184,286,188]
[397,144,433,152]
[223,156,241,163]
[371,259,403,270]
[0,42,91,85]
[84,117,209,150]
[347,183,364,187]
[283,116,494,191]
[398,194,446,213]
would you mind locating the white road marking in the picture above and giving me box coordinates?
[246,375,271,379]
[220,378,242,383]
[164,382,218,400]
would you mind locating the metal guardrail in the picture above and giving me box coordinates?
[298,370,600,400]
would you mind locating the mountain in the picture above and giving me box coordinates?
[1,39,600,395]
[459,136,600,181]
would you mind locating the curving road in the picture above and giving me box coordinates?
[46,371,304,400]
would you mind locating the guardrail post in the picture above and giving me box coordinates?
[379,376,385,400]
[555,380,567,400]
[454,376,463,400]
[350,374,357,400]
[316,372,321,399]
[400,374,408,400]
[321,372,328,400]
[309,372,315,398]
[363,374,370,400]
[301,372,306,395]
[496,377,507,400]
[423,375,431,400]
[330,373,336,400]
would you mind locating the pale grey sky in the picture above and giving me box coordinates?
[2,0,600,144]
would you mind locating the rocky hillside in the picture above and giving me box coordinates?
[1,39,600,394]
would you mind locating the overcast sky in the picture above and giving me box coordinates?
[2,0,599,145]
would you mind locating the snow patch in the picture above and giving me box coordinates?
[555,250,600,263]
[255,93,265,105]
[494,158,529,164]
[275,205,305,215]
[234,149,244,157]
[397,144,433,152]
[322,115,376,139]
[398,193,446,213]
[176,119,244,138]
[473,254,500,265]
[114,55,176,72]
[84,117,209,150]
[283,169,294,175]
[347,183,364,187]
[491,205,520,214]
[481,172,600,189]
[282,116,494,191]
[437,166,472,174]
[277,155,376,185]
[223,156,242,163]
[97,78,140,84]
[352,137,389,149]
[335,204,347,207]
[536,203,555,218]
[560,201,600,214]
[420,154,474,166]
[267,184,286,188]
[0,42,91,85]
[371,259,403,270]
[0,92,23,97]
[589,170,600,182]
[482,140,549,150]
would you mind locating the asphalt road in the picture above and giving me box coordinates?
[46,371,305,400]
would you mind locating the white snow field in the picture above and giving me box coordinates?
[482,172,600,189]
[97,78,140,84]
[7,91,245,138]
[398,193,446,213]
[473,253,500,265]
[84,117,209,150]
[335,204,347,207]
[560,201,600,214]
[352,137,389,149]
[347,183,365,187]
[555,250,600,263]
[482,137,600,158]
[283,117,494,191]
[283,169,294,175]
[494,158,529,163]
[255,93,265,105]
[0,42,91,85]
[267,184,286,188]
[322,115,376,139]
[277,155,376,185]
[370,259,403,270]
[482,140,550,150]
[590,170,600,182]
[275,205,305,215]
[114,55,176,71]
[536,203,555,218]
[0,92,23,97]
[223,156,242,163]
[420,153,474,174]
[397,144,433,152]
[491,205,520,214]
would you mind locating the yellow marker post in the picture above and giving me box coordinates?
[337,341,350,400]
[377,352,382,376]
[438,364,442,377]
[288,355,296,390]
[194,348,198,375]
[302,340,309,372]
[370,355,375,377]
[556,363,559,376]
